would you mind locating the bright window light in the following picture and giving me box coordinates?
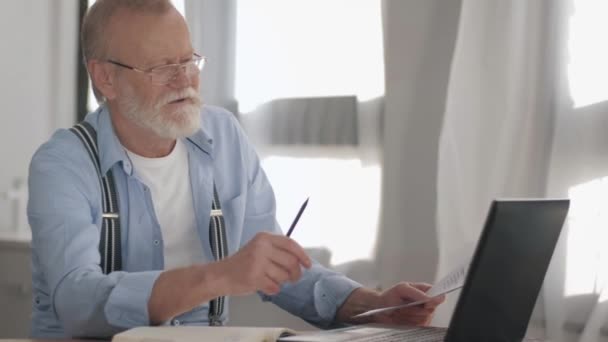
[567,0,608,108]
[235,0,385,113]
[86,0,185,18]
[565,177,608,297]
[171,0,185,17]
[260,147,381,266]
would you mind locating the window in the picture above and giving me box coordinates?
[567,0,608,108]
[565,178,608,297]
[236,1,384,266]
[260,147,381,266]
[564,0,608,301]
[235,0,384,113]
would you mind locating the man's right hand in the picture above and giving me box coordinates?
[148,232,312,324]
[219,232,312,296]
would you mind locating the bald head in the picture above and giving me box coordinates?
[81,0,189,102]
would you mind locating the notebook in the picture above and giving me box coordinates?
[112,326,297,342]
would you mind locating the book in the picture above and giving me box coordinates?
[112,326,298,342]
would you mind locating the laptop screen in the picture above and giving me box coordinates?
[445,199,569,342]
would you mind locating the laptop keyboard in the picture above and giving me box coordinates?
[348,327,446,342]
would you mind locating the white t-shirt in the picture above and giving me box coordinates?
[125,140,205,269]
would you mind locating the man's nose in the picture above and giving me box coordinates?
[167,65,192,88]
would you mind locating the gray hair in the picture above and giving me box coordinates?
[81,0,174,103]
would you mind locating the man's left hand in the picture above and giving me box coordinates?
[336,282,445,326]
[371,282,445,326]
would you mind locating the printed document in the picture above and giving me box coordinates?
[352,263,468,318]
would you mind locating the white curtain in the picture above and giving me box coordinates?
[185,0,238,114]
[376,0,462,287]
[543,0,608,340]
[378,3,559,336]
[428,0,608,340]
[433,0,557,329]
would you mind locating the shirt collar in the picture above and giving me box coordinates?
[96,105,132,176]
[94,104,214,176]
[186,108,214,156]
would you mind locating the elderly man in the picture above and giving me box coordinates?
[27,0,443,338]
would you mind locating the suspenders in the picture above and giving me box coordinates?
[208,186,228,326]
[70,122,122,274]
[70,122,227,325]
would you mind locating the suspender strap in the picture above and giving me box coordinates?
[70,122,122,274]
[208,183,228,326]
[71,124,227,323]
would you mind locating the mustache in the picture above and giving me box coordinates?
[156,88,202,107]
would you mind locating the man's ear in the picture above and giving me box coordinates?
[88,60,118,100]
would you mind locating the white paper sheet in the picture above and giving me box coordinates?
[352,263,468,319]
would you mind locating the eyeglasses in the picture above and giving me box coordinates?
[106,53,206,85]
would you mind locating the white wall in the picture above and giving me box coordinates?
[0,1,77,232]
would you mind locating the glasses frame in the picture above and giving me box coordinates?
[106,53,205,85]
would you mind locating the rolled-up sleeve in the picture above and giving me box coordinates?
[262,264,362,328]
[28,132,161,338]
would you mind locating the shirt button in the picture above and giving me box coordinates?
[153,240,160,246]
[172,319,180,326]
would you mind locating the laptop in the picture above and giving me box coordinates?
[280,199,570,342]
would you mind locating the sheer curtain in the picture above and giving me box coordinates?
[543,0,608,341]
[433,0,608,340]
[376,0,462,288]
[433,0,558,329]
[379,3,559,335]
[185,0,237,113]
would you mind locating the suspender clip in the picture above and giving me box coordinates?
[209,318,223,326]
[102,212,119,219]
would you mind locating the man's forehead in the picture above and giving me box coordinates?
[107,7,192,64]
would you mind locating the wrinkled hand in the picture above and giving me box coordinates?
[371,282,445,326]
[220,232,312,296]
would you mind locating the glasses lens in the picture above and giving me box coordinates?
[150,65,177,85]
[150,57,205,85]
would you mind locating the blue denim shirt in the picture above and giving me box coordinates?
[27,105,361,338]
